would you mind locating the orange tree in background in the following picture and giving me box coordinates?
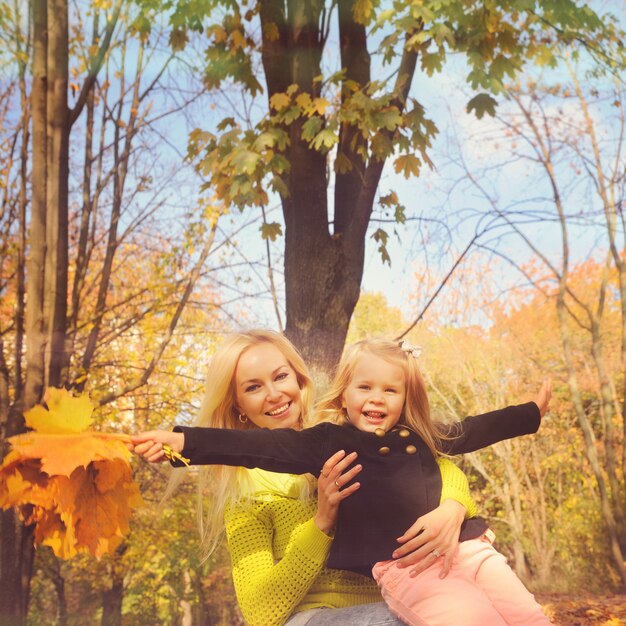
[0,0,226,621]
[442,69,626,586]
[395,254,622,592]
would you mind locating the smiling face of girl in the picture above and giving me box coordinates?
[234,342,303,430]
[341,353,407,433]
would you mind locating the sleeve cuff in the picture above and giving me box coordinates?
[438,458,478,518]
[292,517,333,565]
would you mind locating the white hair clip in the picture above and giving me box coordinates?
[399,340,422,359]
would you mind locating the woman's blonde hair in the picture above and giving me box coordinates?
[167,329,315,559]
[316,338,445,457]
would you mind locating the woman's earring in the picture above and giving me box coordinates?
[238,413,248,424]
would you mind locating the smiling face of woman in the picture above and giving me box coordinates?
[234,342,303,430]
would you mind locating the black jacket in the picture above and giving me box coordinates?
[174,402,540,575]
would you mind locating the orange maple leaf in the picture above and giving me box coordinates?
[0,387,143,559]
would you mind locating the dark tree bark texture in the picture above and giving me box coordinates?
[260,0,417,371]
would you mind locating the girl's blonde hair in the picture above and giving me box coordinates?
[316,338,445,457]
[167,329,315,559]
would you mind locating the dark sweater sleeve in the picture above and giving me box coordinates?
[172,424,327,475]
[440,401,541,455]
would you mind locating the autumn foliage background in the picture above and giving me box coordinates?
[1,0,626,624]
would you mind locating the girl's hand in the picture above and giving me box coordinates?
[314,450,361,535]
[130,430,184,463]
[533,379,552,418]
[392,499,466,578]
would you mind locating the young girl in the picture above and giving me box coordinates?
[134,336,551,625]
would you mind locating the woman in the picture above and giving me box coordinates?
[133,330,478,626]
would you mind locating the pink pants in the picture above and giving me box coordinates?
[372,533,552,626]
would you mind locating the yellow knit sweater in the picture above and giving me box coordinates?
[224,459,477,626]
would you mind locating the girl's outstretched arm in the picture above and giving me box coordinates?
[441,379,552,455]
[130,430,184,463]
[533,379,552,417]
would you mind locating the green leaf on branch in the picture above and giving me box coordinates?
[374,106,402,131]
[371,133,394,160]
[433,23,455,47]
[301,117,324,142]
[268,154,290,175]
[393,154,421,178]
[490,55,519,81]
[371,228,391,265]
[252,131,278,150]
[232,150,261,175]
[334,152,353,174]
[216,117,237,131]
[379,192,406,225]
[269,176,289,197]
[260,222,283,241]
[311,128,338,152]
[421,53,444,76]
[281,107,302,125]
[466,93,497,119]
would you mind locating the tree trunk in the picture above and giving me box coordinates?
[0,0,70,620]
[48,555,68,626]
[556,294,626,586]
[101,544,127,626]
[258,1,420,370]
[0,0,48,619]
[101,578,124,626]
[259,0,408,370]
[43,0,69,386]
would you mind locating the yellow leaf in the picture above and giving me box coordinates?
[0,388,142,559]
[353,0,373,24]
[295,92,312,109]
[312,97,329,115]
[210,25,228,44]
[24,387,94,433]
[270,92,290,111]
[393,154,422,178]
[37,509,77,559]
[231,29,245,49]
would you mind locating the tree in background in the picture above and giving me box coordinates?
[0,0,227,621]
[444,70,626,585]
[187,0,624,371]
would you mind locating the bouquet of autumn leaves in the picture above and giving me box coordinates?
[0,388,143,559]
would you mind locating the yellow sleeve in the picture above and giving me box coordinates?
[224,500,333,626]
[437,457,478,519]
